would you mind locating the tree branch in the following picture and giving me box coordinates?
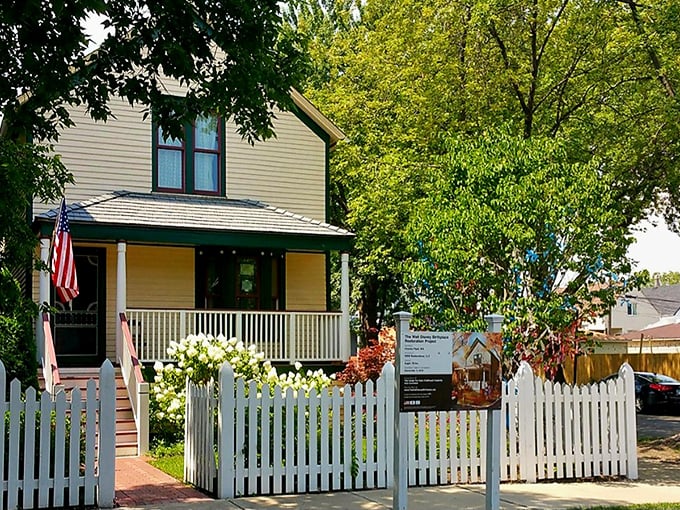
[488,21,529,116]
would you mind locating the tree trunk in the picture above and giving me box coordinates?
[357,277,380,346]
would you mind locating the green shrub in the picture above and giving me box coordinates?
[150,334,334,444]
[0,269,38,391]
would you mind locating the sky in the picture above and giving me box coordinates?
[628,217,680,274]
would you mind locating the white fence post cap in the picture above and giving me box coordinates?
[484,314,504,333]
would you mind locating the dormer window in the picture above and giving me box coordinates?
[154,114,224,195]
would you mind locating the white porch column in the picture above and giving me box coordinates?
[116,241,127,362]
[37,237,51,361]
[340,252,350,361]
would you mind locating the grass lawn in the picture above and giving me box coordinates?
[147,442,184,482]
[148,454,184,481]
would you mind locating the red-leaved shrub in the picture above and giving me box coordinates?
[336,327,396,384]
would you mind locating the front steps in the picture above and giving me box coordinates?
[39,368,140,457]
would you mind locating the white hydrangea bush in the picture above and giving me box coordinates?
[150,333,334,441]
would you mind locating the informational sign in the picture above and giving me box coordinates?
[399,332,453,412]
[397,330,503,412]
[393,312,504,510]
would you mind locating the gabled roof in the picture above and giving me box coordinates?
[34,191,354,251]
[639,284,680,316]
[289,89,344,147]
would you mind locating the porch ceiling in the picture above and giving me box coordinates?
[34,191,354,251]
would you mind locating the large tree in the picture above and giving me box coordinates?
[0,0,305,383]
[407,130,640,379]
[291,0,680,343]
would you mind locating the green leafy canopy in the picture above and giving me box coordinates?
[406,129,638,377]
[292,0,680,353]
[0,0,306,384]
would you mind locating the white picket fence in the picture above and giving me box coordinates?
[0,360,116,509]
[184,361,637,498]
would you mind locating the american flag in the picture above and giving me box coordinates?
[51,199,79,303]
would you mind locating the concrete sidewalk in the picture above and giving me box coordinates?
[120,461,680,510]
[119,481,680,510]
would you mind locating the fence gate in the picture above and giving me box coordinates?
[184,360,638,498]
[184,379,217,491]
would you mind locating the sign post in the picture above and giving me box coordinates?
[392,311,504,510]
[392,312,411,510]
[484,314,504,510]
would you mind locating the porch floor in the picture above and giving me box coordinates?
[115,456,212,507]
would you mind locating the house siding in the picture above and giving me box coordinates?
[226,111,326,220]
[33,98,153,216]
[285,252,326,311]
[36,84,327,221]
[126,245,195,309]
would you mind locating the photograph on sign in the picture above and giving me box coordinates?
[399,331,453,412]
[451,332,502,410]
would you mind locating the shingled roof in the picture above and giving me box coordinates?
[34,191,354,251]
[619,322,680,340]
[640,284,680,316]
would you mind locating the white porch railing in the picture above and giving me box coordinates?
[125,309,344,363]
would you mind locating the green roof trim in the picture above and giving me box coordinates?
[35,221,352,251]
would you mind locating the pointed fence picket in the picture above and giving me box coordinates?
[0,360,115,510]
[184,361,638,498]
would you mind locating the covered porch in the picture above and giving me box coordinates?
[34,191,355,368]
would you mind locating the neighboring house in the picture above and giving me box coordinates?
[20,63,354,455]
[586,283,680,335]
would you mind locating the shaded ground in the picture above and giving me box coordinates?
[638,413,680,440]
[115,456,212,508]
[637,418,680,486]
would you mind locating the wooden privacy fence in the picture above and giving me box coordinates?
[0,360,116,509]
[184,361,638,498]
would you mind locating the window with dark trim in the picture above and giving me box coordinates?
[154,114,223,195]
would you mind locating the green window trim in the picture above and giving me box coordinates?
[152,116,227,196]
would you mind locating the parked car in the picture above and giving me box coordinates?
[603,371,680,413]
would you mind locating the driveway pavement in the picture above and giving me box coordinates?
[637,413,680,439]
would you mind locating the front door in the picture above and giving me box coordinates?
[235,256,260,310]
[53,247,107,367]
[196,248,284,311]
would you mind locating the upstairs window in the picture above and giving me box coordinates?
[157,127,184,190]
[626,302,637,316]
[154,114,223,195]
[193,116,220,193]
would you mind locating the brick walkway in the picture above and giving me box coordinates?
[115,457,213,508]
